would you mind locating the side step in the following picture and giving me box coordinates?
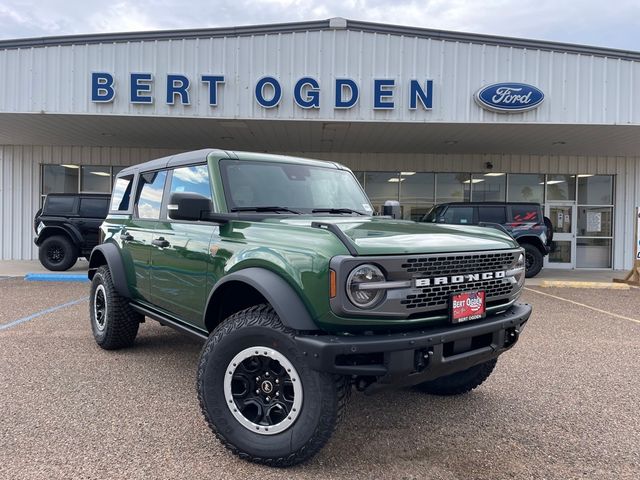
[130,303,208,341]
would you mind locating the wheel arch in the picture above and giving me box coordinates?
[516,235,546,254]
[88,243,131,298]
[35,226,81,246]
[204,268,319,333]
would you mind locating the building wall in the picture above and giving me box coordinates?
[1,29,639,125]
[1,144,638,269]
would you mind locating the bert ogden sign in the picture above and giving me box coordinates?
[90,73,434,110]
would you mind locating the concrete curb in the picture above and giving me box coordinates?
[538,280,630,290]
[24,273,89,282]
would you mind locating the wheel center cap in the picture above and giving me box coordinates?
[261,380,274,394]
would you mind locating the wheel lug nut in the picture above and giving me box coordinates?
[255,389,260,394]
[276,392,279,396]
[255,377,260,382]
[275,379,279,384]
[266,396,271,402]
[265,372,270,377]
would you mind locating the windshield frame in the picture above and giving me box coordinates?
[219,159,373,216]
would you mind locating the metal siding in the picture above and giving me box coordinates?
[1,31,639,124]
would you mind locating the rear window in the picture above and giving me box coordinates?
[79,198,109,218]
[509,205,540,223]
[478,206,507,224]
[110,176,134,212]
[45,196,75,214]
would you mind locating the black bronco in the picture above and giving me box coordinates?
[423,202,551,277]
[34,193,110,271]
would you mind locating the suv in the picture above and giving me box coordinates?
[88,149,531,467]
[423,202,551,278]
[34,193,110,271]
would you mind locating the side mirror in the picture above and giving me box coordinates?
[382,200,401,219]
[167,192,212,221]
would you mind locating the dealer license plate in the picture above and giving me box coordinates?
[450,290,486,324]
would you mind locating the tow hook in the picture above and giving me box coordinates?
[505,327,520,347]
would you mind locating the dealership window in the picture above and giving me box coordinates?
[42,164,79,195]
[545,174,576,201]
[470,173,506,201]
[41,164,125,205]
[400,172,435,221]
[363,172,400,214]
[576,175,614,268]
[436,173,470,203]
[507,174,544,203]
[81,165,112,192]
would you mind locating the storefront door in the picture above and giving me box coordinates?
[545,204,577,269]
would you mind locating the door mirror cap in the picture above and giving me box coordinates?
[167,192,212,221]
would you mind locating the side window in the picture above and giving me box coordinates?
[45,196,75,214]
[110,176,134,212]
[509,205,540,223]
[442,206,475,224]
[136,171,167,219]
[478,206,507,224]
[169,165,212,200]
[79,198,109,217]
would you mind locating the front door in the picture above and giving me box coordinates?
[544,203,576,269]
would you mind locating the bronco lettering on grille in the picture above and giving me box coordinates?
[414,271,506,288]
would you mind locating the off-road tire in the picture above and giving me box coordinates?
[90,265,141,350]
[413,358,497,396]
[197,304,350,467]
[38,234,77,271]
[522,243,544,278]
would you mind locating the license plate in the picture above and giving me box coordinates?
[450,290,486,324]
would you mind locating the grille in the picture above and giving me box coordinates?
[401,251,518,276]
[400,278,516,310]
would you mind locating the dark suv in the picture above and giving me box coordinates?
[88,149,531,467]
[423,202,551,277]
[34,193,110,271]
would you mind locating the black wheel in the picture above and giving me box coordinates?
[522,243,544,278]
[89,265,142,350]
[38,235,78,271]
[413,359,497,396]
[197,304,350,467]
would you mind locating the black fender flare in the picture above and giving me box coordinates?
[35,225,83,246]
[88,243,132,298]
[205,268,319,332]
[516,235,547,254]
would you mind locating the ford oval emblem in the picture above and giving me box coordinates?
[474,82,544,113]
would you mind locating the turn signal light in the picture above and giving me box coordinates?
[330,270,337,298]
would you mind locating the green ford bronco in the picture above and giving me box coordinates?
[88,149,531,467]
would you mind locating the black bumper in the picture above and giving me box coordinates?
[294,303,532,392]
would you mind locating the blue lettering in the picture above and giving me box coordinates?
[335,79,359,108]
[166,74,190,105]
[409,79,433,109]
[130,73,153,104]
[294,77,320,109]
[201,75,225,106]
[374,79,395,109]
[91,72,115,102]
[255,76,282,108]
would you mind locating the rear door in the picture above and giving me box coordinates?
[150,164,218,327]
[76,197,109,250]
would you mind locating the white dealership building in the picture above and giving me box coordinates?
[1,18,639,269]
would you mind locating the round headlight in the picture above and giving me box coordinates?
[346,264,386,309]
[515,253,525,287]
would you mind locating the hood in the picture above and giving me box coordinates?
[265,216,518,256]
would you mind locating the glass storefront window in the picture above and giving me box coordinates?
[546,174,576,201]
[577,207,612,237]
[436,173,470,203]
[507,174,544,203]
[81,165,112,192]
[400,172,435,221]
[353,171,365,187]
[471,173,505,201]
[578,175,613,205]
[42,164,79,194]
[363,172,400,214]
[576,238,612,268]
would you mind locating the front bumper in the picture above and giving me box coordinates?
[295,303,531,392]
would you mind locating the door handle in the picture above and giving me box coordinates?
[121,232,134,242]
[152,237,170,248]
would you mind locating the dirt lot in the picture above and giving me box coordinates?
[0,278,639,479]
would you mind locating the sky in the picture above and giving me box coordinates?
[1,0,639,51]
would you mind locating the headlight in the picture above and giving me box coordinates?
[346,264,386,309]
[514,253,525,288]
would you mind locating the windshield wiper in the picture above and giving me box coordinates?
[230,206,302,214]
[311,208,366,216]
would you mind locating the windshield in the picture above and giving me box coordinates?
[220,160,373,215]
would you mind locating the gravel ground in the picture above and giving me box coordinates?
[0,279,638,480]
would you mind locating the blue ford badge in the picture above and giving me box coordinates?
[474,82,544,113]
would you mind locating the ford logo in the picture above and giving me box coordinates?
[474,82,544,113]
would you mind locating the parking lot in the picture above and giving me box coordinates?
[1,278,638,480]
